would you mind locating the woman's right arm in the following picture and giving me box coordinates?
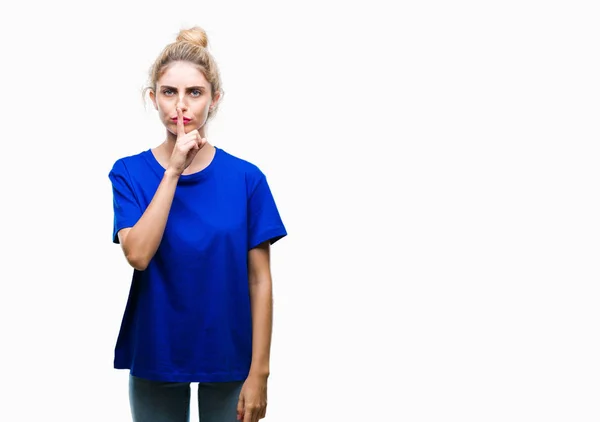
[118,107,207,271]
[118,169,180,271]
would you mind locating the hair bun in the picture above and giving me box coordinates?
[176,26,208,48]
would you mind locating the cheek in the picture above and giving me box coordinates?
[190,103,208,117]
[156,101,170,116]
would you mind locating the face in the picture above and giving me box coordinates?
[149,61,220,135]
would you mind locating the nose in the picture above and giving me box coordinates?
[176,95,188,111]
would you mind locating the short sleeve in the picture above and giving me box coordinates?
[108,159,143,244]
[247,171,287,250]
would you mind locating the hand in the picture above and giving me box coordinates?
[237,374,268,422]
[166,107,206,175]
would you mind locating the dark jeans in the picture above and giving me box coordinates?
[129,374,244,422]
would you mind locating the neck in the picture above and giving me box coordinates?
[159,124,212,158]
[159,134,215,169]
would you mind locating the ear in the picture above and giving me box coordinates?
[149,89,158,110]
[211,90,222,109]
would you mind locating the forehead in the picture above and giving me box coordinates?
[158,61,209,87]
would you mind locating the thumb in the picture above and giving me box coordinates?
[237,394,244,420]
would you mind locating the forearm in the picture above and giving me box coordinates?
[125,169,179,270]
[248,276,273,378]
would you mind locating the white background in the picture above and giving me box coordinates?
[1,1,599,421]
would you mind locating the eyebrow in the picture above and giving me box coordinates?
[160,85,207,90]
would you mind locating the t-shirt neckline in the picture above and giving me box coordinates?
[145,146,220,182]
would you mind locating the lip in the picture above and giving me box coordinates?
[171,117,192,124]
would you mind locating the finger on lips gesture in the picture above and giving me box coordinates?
[176,107,205,148]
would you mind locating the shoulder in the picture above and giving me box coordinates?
[217,148,272,197]
[109,150,150,178]
[217,147,266,183]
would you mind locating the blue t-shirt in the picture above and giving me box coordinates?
[108,146,287,382]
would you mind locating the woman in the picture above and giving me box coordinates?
[108,26,287,422]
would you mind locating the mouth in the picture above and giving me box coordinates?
[171,117,192,124]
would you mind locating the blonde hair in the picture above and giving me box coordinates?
[143,26,224,121]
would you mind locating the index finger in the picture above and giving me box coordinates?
[176,107,185,137]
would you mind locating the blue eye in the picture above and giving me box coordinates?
[161,88,203,97]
